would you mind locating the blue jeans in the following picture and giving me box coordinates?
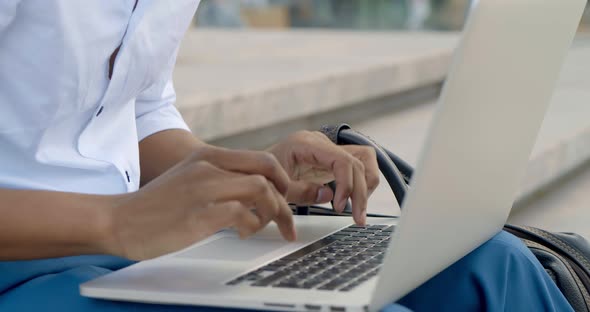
[0,231,573,312]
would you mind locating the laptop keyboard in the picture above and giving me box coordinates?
[227,225,394,292]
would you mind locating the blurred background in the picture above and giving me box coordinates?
[176,1,590,236]
[194,0,590,32]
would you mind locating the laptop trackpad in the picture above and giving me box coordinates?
[176,237,288,262]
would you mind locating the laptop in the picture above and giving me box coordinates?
[81,1,587,311]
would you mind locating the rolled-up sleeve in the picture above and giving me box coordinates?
[135,78,191,142]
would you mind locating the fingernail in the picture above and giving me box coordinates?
[290,227,297,241]
[338,199,347,212]
[315,187,330,203]
[355,211,362,225]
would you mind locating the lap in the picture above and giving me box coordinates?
[0,257,225,312]
[398,231,573,312]
[0,232,571,312]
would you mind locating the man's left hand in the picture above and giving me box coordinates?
[267,131,380,225]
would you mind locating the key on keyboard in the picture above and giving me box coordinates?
[226,225,394,291]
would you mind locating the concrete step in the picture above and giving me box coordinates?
[174,29,457,143]
[509,164,590,240]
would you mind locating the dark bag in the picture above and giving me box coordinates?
[504,225,590,312]
[317,124,590,312]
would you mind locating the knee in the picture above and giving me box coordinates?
[471,231,530,258]
[458,230,542,285]
[398,231,557,312]
[466,231,539,271]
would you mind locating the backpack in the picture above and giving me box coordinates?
[504,225,590,311]
[317,124,590,311]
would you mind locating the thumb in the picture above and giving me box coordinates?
[286,181,334,205]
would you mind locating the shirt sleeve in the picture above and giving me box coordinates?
[134,77,191,142]
[0,0,21,33]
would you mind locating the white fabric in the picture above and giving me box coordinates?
[0,0,200,194]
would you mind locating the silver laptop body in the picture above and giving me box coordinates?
[81,1,587,311]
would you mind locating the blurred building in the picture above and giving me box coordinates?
[195,0,590,32]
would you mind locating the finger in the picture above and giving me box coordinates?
[332,158,354,213]
[253,179,281,228]
[217,175,279,226]
[195,147,291,195]
[203,201,262,239]
[264,181,297,241]
[291,136,354,213]
[311,133,369,222]
[272,190,297,242]
[342,145,380,196]
[291,163,335,185]
[201,174,295,241]
[286,181,334,205]
[350,159,368,225]
[314,133,379,195]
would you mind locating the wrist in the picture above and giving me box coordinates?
[93,194,127,257]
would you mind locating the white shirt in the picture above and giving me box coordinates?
[0,0,200,194]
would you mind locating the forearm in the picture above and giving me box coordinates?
[139,129,208,186]
[0,188,118,260]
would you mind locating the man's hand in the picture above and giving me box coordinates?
[122,129,378,262]
[109,155,295,261]
[267,131,380,225]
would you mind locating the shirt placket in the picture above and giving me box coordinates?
[94,0,138,119]
[85,0,150,192]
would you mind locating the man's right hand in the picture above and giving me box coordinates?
[107,149,296,261]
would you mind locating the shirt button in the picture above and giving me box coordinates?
[96,106,104,117]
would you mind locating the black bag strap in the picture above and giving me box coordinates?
[505,225,590,281]
[320,124,408,206]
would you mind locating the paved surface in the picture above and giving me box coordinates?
[509,165,590,240]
